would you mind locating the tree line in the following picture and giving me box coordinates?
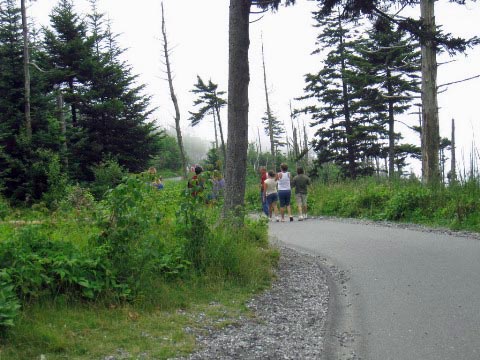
[0,0,174,202]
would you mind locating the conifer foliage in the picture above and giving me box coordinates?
[299,10,421,178]
[0,0,161,200]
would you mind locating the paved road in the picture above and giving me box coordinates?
[269,218,480,360]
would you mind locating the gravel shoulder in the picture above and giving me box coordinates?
[181,245,330,359]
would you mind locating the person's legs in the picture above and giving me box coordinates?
[285,190,293,221]
[273,201,280,221]
[261,190,269,216]
[303,194,308,218]
[295,193,303,219]
[278,190,287,220]
[266,194,272,219]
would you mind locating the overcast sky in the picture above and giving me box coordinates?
[30,0,480,175]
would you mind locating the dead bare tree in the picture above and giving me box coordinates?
[161,2,187,178]
[261,37,276,168]
[450,118,457,182]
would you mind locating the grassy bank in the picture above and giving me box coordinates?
[307,177,480,232]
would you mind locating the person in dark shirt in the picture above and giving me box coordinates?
[291,167,311,220]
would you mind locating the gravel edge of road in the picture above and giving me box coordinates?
[177,244,331,359]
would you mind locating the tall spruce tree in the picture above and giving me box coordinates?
[0,0,59,201]
[355,18,421,177]
[42,0,93,128]
[0,0,25,196]
[299,11,384,178]
[75,5,160,178]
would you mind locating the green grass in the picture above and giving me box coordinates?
[0,278,262,360]
[307,176,480,233]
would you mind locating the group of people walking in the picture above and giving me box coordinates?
[260,163,311,222]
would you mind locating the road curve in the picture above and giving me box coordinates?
[269,218,480,360]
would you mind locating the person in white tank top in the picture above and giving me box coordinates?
[277,163,293,222]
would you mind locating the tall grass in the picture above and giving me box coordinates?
[308,176,480,232]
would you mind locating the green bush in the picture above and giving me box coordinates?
[90,159,126,200]
[94,174,189,290]
[385,186,432,221]
[0,270,20,334]
[59,185,96,211]
[39,150,69,209]
[0,226,128,303]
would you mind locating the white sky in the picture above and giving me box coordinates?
[29,0,480,175]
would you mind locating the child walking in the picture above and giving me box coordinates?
[263,170,280,222]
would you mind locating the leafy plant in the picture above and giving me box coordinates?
[0,270,20,334]
[90,159,127,200]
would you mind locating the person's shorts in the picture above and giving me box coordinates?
[278,190,291,208]
[266,192,278,207]
[295,193,308,207]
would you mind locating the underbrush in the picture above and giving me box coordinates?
[308,177,480,232]
[0,174,275,358]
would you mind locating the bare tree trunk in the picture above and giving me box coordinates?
[257,126,263,154]
[212,110,219,150]
[420,0,440,184]
[338,14,356,178]
[224,0,251,218]
[161,2,187,179]
[303,120,309,163]
[261,38,276,168]
[290,105,299,160]
[450,118,457,182]
[214,101,227,168]
[21,0,32,141]
[386,69,396,179]
[57,91,68,169]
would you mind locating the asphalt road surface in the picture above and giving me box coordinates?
[269,218,480,360]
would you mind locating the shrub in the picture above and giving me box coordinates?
[39,151,69,209]
[90,159,126,200]
[385,186,432,221]
[0,226,127,303]
[59,185,96,212]
[0,270,20,334]
[94,174,189,290]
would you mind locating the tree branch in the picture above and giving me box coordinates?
[437,74,480,89]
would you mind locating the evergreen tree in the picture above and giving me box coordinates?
[315,0,478,184]
[39,0,160,180]
[299,11,383,178]
[42,0,94,127]
[0,0,25,196]
[356,18,420,177]
[0,0,59,201]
